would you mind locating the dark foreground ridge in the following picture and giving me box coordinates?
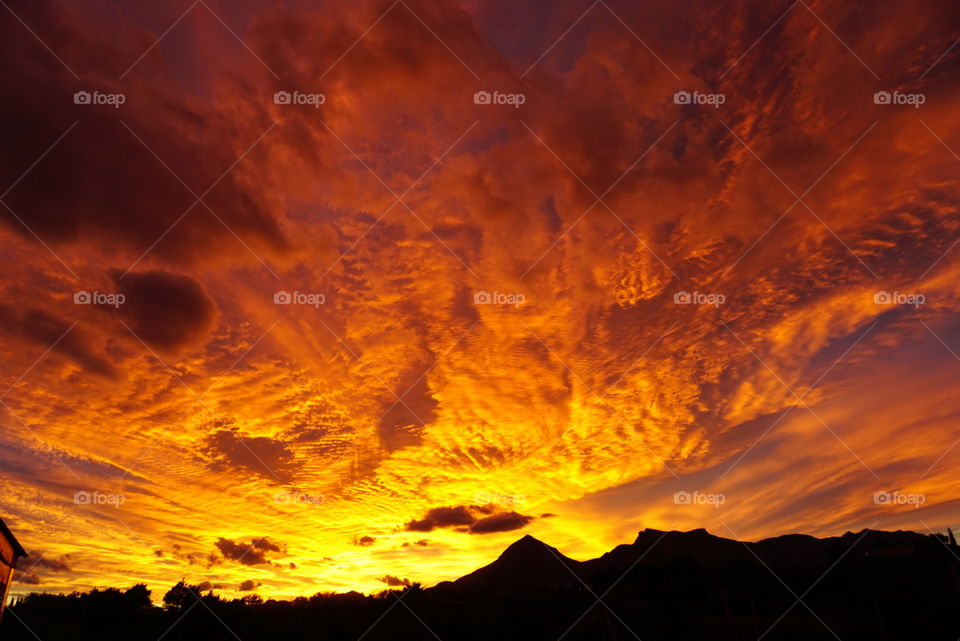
[4,527,960,640]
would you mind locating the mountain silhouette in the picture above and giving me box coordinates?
[4,527,960,640]
[595,527,753,568]
[439,534,587,592]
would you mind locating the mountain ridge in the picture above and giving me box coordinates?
[429,525,960,596]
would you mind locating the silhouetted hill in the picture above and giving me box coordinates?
[439,534,586,592]
[4,527,960,640]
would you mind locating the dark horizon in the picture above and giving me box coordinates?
[5,524,960,639]
[8,523,960,602]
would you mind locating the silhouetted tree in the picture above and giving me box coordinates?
[162,580,200,610]
[124,584,152,609]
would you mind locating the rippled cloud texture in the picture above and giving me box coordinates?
[1,0,959,598]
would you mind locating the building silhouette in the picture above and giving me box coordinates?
[0,518,26,624]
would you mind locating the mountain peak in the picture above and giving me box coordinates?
[502,534,545,552]
[495,534,563,565]
[451,534,583,591]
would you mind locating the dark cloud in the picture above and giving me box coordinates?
[112,270,218,354]
[14,550,72,585]
[353,535,375,547]
[27,553,71,572]
[183,551,222,568]
[13,570,41,585]
[401,539,429,547]
[203,427,295,482]
[0,1,290,270]
[196,581,223,592]
[238,579,260,591]
[377,575,410,587]
[377,369,440,452]
[469,511,535,534]
[404,505,538,534]
[214,537,283,566]
[0,304,118,378]
[405,506,475,532]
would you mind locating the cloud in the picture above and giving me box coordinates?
[376,575,410,587]
[0,1,292,271]
[404,506,475,532]
[14,571,41,585]
[0,304,118,378]
[238,579,260,591]
[14,551,72,585]
[214,537,284,566]
[203,427,295,482]
[196,581,223,592]
[468,511,536,534]
[377,373,439,451]
[353,536,376,547]
[404,505,538,534]
[401,539,430,547]
[112,270,218,354]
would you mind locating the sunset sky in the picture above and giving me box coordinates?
[1,0,959,600]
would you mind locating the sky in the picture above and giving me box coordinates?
[1,0,959,600]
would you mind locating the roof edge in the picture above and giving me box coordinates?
[0,518,27,558]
